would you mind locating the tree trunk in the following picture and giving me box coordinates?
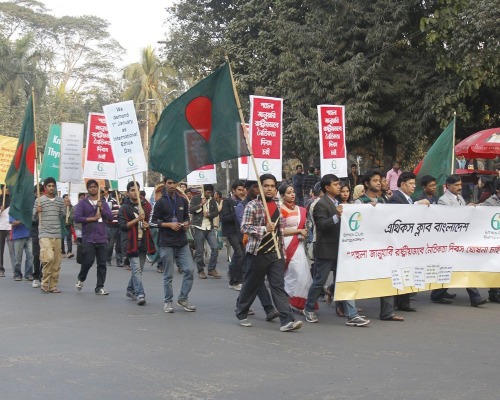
[383,135,397,172]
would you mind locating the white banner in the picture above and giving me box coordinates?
[187,164,217,185]
[335,204,500,300]
[248,96,282,180]
[238,123,250,180]
[318,105,347,178]
[83,113,116,180]
[118,174,144,192]
[103,100,147,179]
[59,122,84,183]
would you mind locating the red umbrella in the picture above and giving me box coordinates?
[455,128,500,159]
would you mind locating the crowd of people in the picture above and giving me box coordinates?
[0,161,498,332]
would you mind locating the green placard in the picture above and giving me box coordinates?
[40,124,61,181]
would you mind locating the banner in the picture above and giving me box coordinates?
[59,122,84,183]
[187,164,217,185]
[118,174,144,192]
[83,113,116,180]
[335,204,500,301]
[248,96,282,179]
[318,105,347,178]
[238,124,250,179]
[0,136,19,184]
[39,124,61,181]
[103,100,147,179]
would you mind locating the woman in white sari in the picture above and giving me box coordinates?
[279,185,316,312]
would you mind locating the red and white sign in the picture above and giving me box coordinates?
[83,113,116,180]
[238,124,250,179]
[187,164,217,185]
[248,96,283,180]
[318,105,347,178]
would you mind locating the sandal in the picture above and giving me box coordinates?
[335,307,346,317]
[381,315,404,321]
[41,286,49,293]
[323,285,333,305]
[356,307,363,312]
[50,288,62,293]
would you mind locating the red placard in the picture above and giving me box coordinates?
[87,113,114,163]
[319,106,346,159]
[250,96,282,160]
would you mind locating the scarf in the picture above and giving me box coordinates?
[121,200,156,256]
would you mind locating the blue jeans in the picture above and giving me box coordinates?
[305,257,358,318]
[127,251,146,298]
[13,237,33,279]
[107,225,122,265]
[194,228,218,272]
[160,245,194,303]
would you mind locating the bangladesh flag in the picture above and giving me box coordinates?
[149,62,250,182]
[413,117,455,199]
[6,96,36,228]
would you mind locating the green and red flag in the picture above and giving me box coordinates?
[149,62,249,182]
[413,116,455,199]
[6,96,37,228]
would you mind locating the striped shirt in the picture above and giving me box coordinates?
[32,195,65,238]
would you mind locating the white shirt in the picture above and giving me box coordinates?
[0,206,11,230]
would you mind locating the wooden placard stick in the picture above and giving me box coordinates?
[32,87,42,227]
[66,182,71,223]
[132,174,143,215]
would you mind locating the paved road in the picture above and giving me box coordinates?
[1,250,499,400]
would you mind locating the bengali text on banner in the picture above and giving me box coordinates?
[335,204,500,301]
[317,105,347,178]
[248,96,282,180]
[83,113,116,180]
[0,136,19,185]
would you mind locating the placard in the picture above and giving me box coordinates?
[59,122,84,183]
[317,105,347,178]
[187,164,217,185]
[83,113,116,180]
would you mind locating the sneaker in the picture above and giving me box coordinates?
[198,271,207,279]
[177,300,196,312]
[207,269,222,278]
[126,291,137,301]
[239,318,252,327]
[303,310,318,323]
[346,316,370,327]
[280,320,303,332]
[163,302,174,313]
[229,284,242,291]
[137,297,146,306]
[266,310,280,321]
[95,288,109,295]
[32,280,40,288]
[75,281,84,291]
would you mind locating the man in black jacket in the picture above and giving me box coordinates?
[189,184,221,279]
[387,172,429,312]
[304,174,369,327]
[220,180,245,290]
[150,177,196,313]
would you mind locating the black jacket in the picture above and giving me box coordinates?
[313,196,341,260]
[387,190,411,204]
[189,194,219,229]
[150,192,190,247]
[220,197,239,237]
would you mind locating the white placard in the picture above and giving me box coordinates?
[187,165,217,185]
[401,268,414,288]
[438,266,453,284]
[425,265,439,283]
[391,268,404,291]
[414,266,427,289]
[59,122,84,183]
[103,100,147,179]
[118,174,145,192]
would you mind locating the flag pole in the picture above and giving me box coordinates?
[451,112,457,174]
[66,182,71,223]
[32,87,42,227]
[225,56,281,258]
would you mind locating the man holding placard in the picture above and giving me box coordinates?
[74,180,114,295]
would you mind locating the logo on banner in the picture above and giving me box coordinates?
[127,157,134,166]
[97,163,104,172]
[491,213,500,230]
[199,171,205,179]
[262,160,270,172]
[349,212,362,231]
[331,160,337,170]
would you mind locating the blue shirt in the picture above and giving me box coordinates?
[325,194,340,224]
[9,216,30,239]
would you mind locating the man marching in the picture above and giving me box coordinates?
[74,180,114,295]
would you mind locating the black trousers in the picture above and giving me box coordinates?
[394,294,411,310]
[237,252,294,325]
[226,234,243,285]
[78,242,108,291]
[32,236,41,280]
